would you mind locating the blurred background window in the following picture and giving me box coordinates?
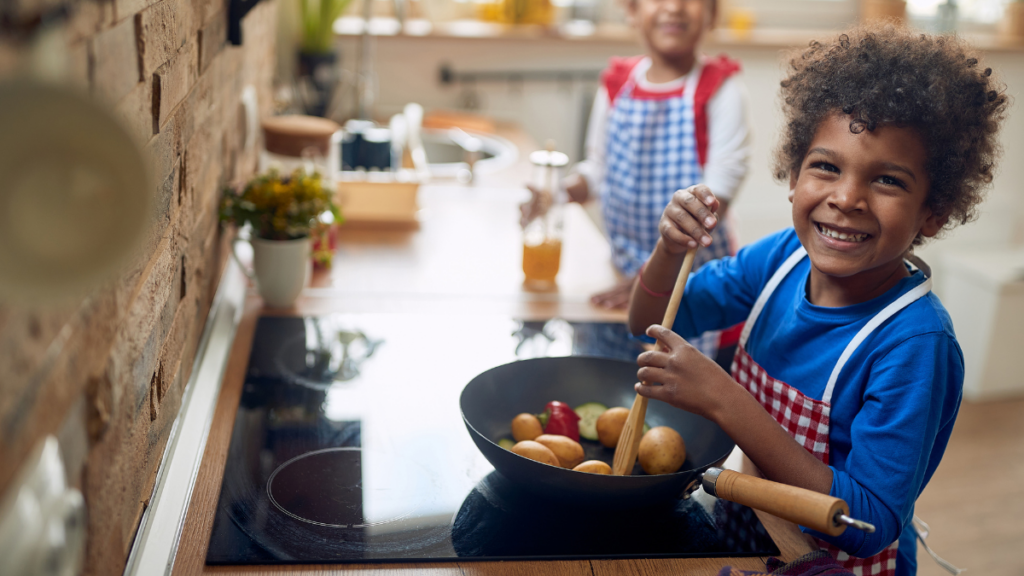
[723,0,1007,30]
[722,0,859,30]
[908,0,1008,24]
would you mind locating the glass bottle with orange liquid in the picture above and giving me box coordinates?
[522,145,569,289]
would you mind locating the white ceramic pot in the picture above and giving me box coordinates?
[234,236,312,308]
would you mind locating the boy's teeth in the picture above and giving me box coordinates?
[819,224,867,242]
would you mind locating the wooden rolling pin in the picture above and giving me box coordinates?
[702,468,876,536]
[612,248,698,476]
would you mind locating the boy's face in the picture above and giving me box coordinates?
[628,0,714,61]
[789,113,944,288]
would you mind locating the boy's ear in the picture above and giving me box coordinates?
[919,208,949,239]
[788,170,798,203]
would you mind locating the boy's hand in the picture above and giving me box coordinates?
[635,325,731,421]
[660,184,720,254]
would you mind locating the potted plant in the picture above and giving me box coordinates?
[298,0,353,117]
[220,168,341,307]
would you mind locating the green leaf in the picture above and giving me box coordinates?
[298,0,352,53]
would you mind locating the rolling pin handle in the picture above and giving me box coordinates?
[703,467,876,535]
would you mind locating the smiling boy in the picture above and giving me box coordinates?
[627,24,1008,575]
[529,0,749,363]
[791,114,945,308]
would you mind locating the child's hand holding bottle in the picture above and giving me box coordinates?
[519,174,590,228]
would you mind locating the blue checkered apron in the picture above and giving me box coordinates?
[597,63,730,359]
[601,63,731,279]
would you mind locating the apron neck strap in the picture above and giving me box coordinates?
[621,58,703,106]
[738,244,934,404]
[822,275,933,403]
[738,246,807,347]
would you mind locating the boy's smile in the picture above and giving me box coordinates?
[790,113,945,307]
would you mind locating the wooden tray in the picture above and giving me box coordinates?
[336,172,420,227]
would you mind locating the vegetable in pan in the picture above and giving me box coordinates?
[540,401,580,441]
[596,407,629,448]
[511,440,560,467]
[573,402,607,441]
[573,460,612,474]
[511,413,544,442]
[501,400,682,475]
[638,426,686,475]
[534,434,585,468]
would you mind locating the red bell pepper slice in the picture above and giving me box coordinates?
[541,400,580,442]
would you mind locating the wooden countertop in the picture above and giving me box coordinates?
[173,299,816,576]
[171,125,816,575]
[301,186,628,322]
[300,121,629,323]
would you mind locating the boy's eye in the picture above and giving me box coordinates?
[811,161,839,173]
[877,175,907,189]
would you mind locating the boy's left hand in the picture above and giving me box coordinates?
[635,325,730,421]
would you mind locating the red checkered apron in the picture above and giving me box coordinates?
[730,246,933,576]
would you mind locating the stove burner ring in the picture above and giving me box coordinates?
[274,331,378,389]
[267,447,411,529]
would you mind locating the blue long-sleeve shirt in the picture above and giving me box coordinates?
[670,228,962,574]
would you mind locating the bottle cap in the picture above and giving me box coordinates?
[529,149,569,168]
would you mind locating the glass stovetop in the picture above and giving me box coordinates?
[206,314,778,564]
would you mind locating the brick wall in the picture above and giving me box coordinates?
[0,1,277,574]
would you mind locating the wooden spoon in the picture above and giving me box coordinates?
[612,247,698,476]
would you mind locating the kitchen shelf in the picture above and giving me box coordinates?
[333,16,1024,52]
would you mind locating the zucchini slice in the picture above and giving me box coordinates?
[574,402,609,441]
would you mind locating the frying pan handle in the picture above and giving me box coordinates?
[702,468,849,537]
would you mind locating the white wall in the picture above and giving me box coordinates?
[340,34,1024,279]
[336,34,643,161]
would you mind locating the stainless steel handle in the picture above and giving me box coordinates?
[835,513,875,533]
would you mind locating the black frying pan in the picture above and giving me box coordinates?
[461,356,878,537]
[460,355,734,509]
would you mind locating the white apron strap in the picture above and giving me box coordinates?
[621,58,703,106]
[683,62,700,108]
[738,246,807,347]
[822,275,933,404]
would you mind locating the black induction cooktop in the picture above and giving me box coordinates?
[205,314,778,564]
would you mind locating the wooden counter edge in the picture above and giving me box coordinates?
[173,298,262,576]
[173,300,814,576]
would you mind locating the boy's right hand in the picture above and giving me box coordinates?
[659,184,720,254]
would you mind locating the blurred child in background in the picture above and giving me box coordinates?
[526,0,750,362]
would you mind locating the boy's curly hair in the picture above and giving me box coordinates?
[774,23,1008,241]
